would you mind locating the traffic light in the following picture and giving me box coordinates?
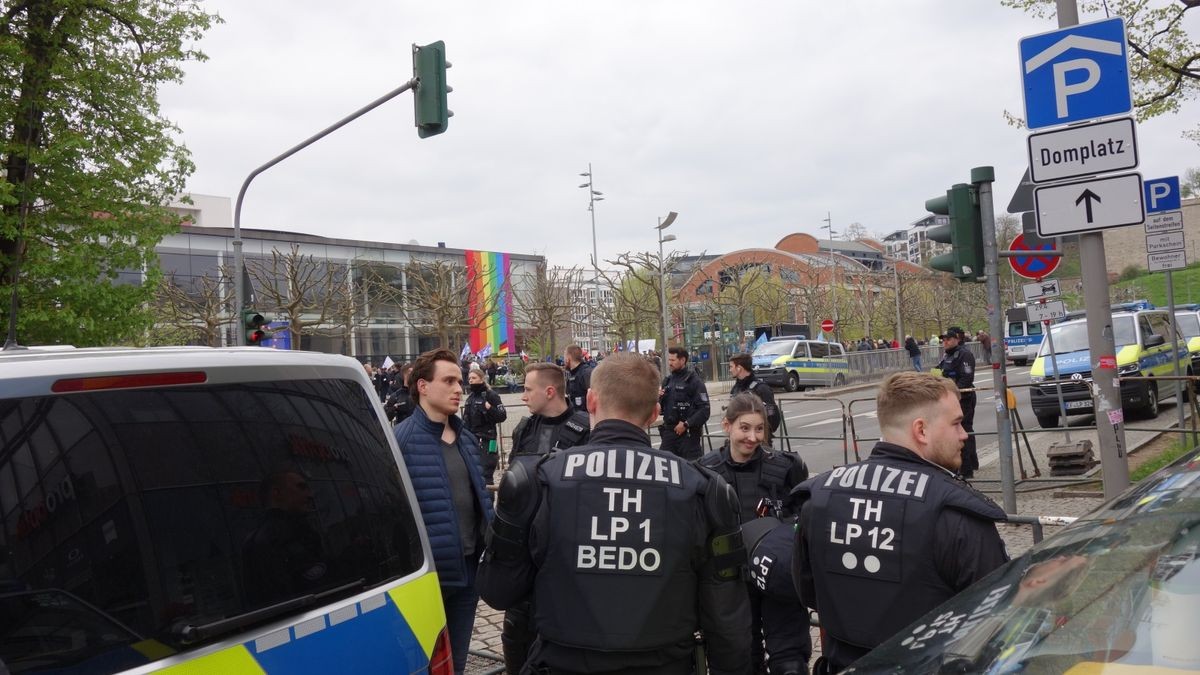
[925,183,984,282]
[243,310,271,346]
[412,41,452,138]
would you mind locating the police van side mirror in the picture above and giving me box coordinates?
[1145,334,1166,347]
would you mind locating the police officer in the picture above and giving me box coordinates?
[701,393,809,674]
[659,346,711,461]
[478,353,751,674]
[383,364,415,426]
[729,352,781,436]
[792,372,1008,673]
[511,362,591,457]
[502,362,591,674]
[563,344,593,411]
[936,326,978,478]
[743,516,812,675]
[464,369,507,488]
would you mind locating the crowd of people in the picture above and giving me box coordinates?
[364,332,1001,675]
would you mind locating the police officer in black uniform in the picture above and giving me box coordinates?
[464,368,507,488]
[936,326,978,478]
[478,353,751,675]
[742,516,811,675]
[659,346,711,461]
[701,393,809,674]
[729,352,781,436]
[563,344,593,412]
[383,364,415,426]
[501,362,591,674]
[792,372,1008,673]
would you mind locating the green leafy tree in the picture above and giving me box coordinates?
[1001,0,1199,143]
[0,1,218,346]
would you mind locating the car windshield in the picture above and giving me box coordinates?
[1176,313,1200,339]
[1039,317,1135,357]
[848,459,1200,673]
[754,340,796,357]
[0,379,425,673]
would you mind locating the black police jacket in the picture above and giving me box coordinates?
[791,441,1008,671]
[937,344,977,395]
[463,388,506,441]
[660,368,711,433]
[383,386,414,425]
[565,361,593,411]
[510,407,590,456]
[699,443,807,522]
[478,419,751,674]
[729,374,781,433]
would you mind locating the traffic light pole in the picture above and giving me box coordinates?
[975,167,1017,513]
[1056,0,1130,498]
[232,79,416,342]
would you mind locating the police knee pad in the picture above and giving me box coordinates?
[488,460,541,563]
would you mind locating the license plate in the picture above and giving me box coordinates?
[1065,400,1092,410]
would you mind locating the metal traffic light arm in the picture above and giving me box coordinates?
[231,40,452,340]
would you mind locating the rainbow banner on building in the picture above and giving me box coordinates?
[466,250,514,356]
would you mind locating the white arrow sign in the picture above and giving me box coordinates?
[1034,172,1144,237]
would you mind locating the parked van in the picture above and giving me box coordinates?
[1029,309,1191,428]
[0,347,451,674]
[751,337,848,391]
[1004,316,1044,366]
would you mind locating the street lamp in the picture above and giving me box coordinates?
[657,211,679,354]
[579,164,604,353]
[823,212,841,344]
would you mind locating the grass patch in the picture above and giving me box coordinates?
[1111,261,1200,307]
[1130,439,1195,482]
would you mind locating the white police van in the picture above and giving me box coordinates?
[0,346,452,674]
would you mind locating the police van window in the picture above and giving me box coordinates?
[809,342,829,359]
[1176,313,1200,339]
[1113,316,1137,347]
[1138,315,1157,343]
[1028,321,1042,336]
[1008,321,1024,338]
[793,341,810,358]
[0,379,424,673]
[1147,313,1171,340]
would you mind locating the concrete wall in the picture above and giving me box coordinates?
[1103,196,1200,273]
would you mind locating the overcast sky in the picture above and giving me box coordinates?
[161,1,1200,267]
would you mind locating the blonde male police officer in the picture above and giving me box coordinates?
[478,352,751,674]
[792,371,1007,673]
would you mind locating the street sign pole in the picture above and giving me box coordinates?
[1056,0,1130,498]
[1167,270,1185,433]
[1042,317,1071,443]
[977,167,1017,513]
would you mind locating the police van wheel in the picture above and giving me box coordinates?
[785,373,800,392]
[833,373,846,387]
[1142,383,1159,419]
[1036,413,1058,429]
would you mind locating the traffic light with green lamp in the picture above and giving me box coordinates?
[925,183,985,282]
[243,309,272,346]
[412,41,452,138]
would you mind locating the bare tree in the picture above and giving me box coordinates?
[401,258,506,349]
[514,264,585,359]
[154,271,232,347]
[605,250,690,350]
[246,244,357,350]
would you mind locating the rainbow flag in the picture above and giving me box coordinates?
[465,250,514,356]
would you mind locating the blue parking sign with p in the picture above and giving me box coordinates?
[1144,177,1181,214]
[1019,17,1132,130]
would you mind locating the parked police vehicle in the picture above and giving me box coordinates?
[751,337,848,392]
[847,447,1200,673]
[0,346,451,674]
[1029,307,1190,428]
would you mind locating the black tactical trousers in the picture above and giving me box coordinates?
[960,393,978,477]
[659,426,703,461]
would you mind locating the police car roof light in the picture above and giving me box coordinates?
[51,371,207,393]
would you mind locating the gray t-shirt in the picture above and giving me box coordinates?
[441,439,478,557]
